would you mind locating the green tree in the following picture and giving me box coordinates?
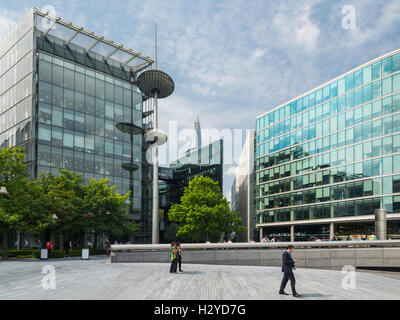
[163,222,180,243]
[35,169,85,244]
[0,147,50,259]
[168,176,246,242]
[82,177,138,248]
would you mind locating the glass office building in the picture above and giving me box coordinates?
[255,49,400,240]
[158,140,223,242]
[0,8,156,243]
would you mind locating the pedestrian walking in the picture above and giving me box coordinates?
[169,242,178,274]
[176,242,183,272]
[46,240,53,259]
[64,239,71,257]
[105,240,111,258]
[279,245,301,297]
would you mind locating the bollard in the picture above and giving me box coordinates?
[375,209,387,240]
[81,248,89,260]
[40,249,48,260]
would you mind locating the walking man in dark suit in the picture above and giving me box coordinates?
[279,245,301,297]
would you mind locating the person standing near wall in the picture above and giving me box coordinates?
[169,242,178,274]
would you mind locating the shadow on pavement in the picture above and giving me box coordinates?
[298,293,330,298]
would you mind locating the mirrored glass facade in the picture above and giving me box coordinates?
[0,8,154,243]
[255,50,400,239]
[159,140,223,242]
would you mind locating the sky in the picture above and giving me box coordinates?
[1,0,400,196]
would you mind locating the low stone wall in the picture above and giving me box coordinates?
[111,247,400,270]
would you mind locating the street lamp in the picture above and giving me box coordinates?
[136,25,174,244]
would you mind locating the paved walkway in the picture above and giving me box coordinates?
[0,257,399,300]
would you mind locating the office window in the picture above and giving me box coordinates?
[338,78,345,96]
[383,176,393,194]
[372,100,381,119]
[372,61,381,80]
[86,75,95,96]
[39,60,52,82]
[64,68,74,90]
[363,84,371,102]
[38,103,52,125]
[393,73,400,92]
[345,74,354,91]
[52,64,63,87]
[38,144,51,166]
[354,70,363,88]
[38,124,51,142]
[64,89,74,109]
[75,92,85,113]
[383,156,392,175]
[382,56,392,76]
[363,65,371,84]
[51,127,63,147]
[382,77,392,96]
[371,80,381,100]
[383,136,392,155]
[75,72,85,93]
[63,130,74,148]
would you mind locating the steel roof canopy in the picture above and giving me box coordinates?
[33,7,154,72]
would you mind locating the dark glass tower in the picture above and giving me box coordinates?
[0,7,165,243]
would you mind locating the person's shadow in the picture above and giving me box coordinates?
[297,293,331,298]
[179,271,203,275]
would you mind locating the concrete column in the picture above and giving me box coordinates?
[259,227,263,242]
[329,222,335,240]
[375,209,387,240]
[290,225,295,242]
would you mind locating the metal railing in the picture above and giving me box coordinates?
[111,240,400,252]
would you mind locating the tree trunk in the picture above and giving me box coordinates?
[94,231,98,249]
[16,230,21,250]
[2,230,8,259]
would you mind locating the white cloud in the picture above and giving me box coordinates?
[224,166,238,177]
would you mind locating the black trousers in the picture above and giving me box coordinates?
[170,258,178,273]
[178,254,182,271]
[279,271,297,294]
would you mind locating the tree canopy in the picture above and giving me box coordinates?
[168,176,246,242]
[0,147,50,258]
[0,147,139,258]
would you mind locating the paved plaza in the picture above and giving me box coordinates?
[0,257,399,300]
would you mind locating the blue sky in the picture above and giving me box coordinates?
[1,0,400,196]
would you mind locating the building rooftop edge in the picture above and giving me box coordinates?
[30,6,155,69]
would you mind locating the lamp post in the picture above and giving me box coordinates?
[136,25,174,244]
[0,186,9,259]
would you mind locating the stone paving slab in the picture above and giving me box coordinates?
[0,257,399,300]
